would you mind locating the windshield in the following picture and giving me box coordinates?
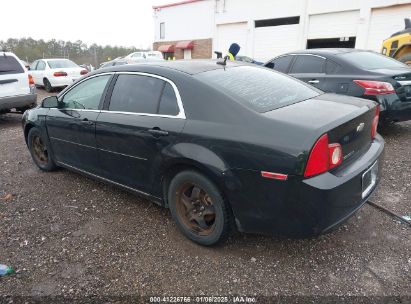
[196,66,321,113]
[340,51,407,70]
[47,60,78,69]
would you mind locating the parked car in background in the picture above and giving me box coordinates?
[23,60,383,246]
[236,55,263,65]
[0,51,36,114]
[124,51,164,63]
[264,49,411,126]
[29,59,88,92]
[99,60,128,69]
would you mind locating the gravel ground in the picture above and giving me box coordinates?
[0,89,410,303]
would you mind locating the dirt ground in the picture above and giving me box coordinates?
[0,89,410,303]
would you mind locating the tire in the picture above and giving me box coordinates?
[43,78,53,93]
[28,127,57,171]
[398,53,411,65]
[168,170,233,246]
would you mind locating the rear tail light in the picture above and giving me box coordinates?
[28,74,34,86]
[371,105,380,139]
[304,134,343,178]
[53,71,67,77]
[80,69,88,75]
[353,80,395,95]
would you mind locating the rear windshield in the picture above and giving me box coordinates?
[48,60,78,69]
[196,66,320,113]
[0,55,24,75]
[340,51,407,70]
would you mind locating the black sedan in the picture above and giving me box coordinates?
[264,49,411,126]
[22,61,384,246]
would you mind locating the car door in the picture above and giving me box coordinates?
[288,55,327,91]
[29,60,40,85]
[34,60,46,85]
[95,72,186,194]
[46,74,112,173]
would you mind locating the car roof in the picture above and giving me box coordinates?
[43,58,72,61]
[100,59,247,75]
[282,48,369,57]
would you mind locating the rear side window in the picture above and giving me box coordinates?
[0,55,24,75]
[158,83,179,116]
[325,60,341,74]
[290,55,325,74]
[196,66,320,113]
[268,56,293,73]
[109,74,164,114]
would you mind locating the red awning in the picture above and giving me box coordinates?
[158,44,175,52]
[175,40,194,50]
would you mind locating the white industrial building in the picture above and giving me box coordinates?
[152,0,411,61]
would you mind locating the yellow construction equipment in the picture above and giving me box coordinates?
[382,18,411,65]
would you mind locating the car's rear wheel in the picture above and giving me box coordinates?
[28,127,57,171]
[43,78,53,93]
[168,170,233,246]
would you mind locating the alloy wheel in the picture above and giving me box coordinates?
[175,183,216,236]
[32,135,48,166]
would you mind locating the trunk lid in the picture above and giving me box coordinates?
[263,93,377,165]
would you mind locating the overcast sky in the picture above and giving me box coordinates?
[1,0,172,48]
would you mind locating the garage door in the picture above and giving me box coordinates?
[308,10,360,39]
[367,4,411,52]
[253,24,300,61]
[215,22,248,57]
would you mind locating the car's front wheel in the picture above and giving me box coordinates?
[168,170,233,246]
[28,127,57,171]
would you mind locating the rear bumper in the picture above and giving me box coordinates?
[226,135,385,237]
[377,94,411,124]
[0,92,37,111]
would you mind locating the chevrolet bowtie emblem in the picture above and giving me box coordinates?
[357,122,365,132]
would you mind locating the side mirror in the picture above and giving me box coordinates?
[27,66,31,70]
[265,62,274,69]
[42,96,59,108]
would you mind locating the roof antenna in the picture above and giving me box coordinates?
[217,55,229,66]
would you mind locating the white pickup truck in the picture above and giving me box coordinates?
[0,51,37,114]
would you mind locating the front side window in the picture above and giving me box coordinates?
[269,56,293,73]
[61,75,111,110]
[290,55,325,74]
[36,61,46,71]
[109,74,164,114]
[29,60,38,71]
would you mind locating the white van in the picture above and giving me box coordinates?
[0,51,37,113]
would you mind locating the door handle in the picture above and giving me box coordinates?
[308,79,320,84]
[81,118,94,125]
[148,127,169,137]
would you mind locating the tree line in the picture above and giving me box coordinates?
[0,38,147,66]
